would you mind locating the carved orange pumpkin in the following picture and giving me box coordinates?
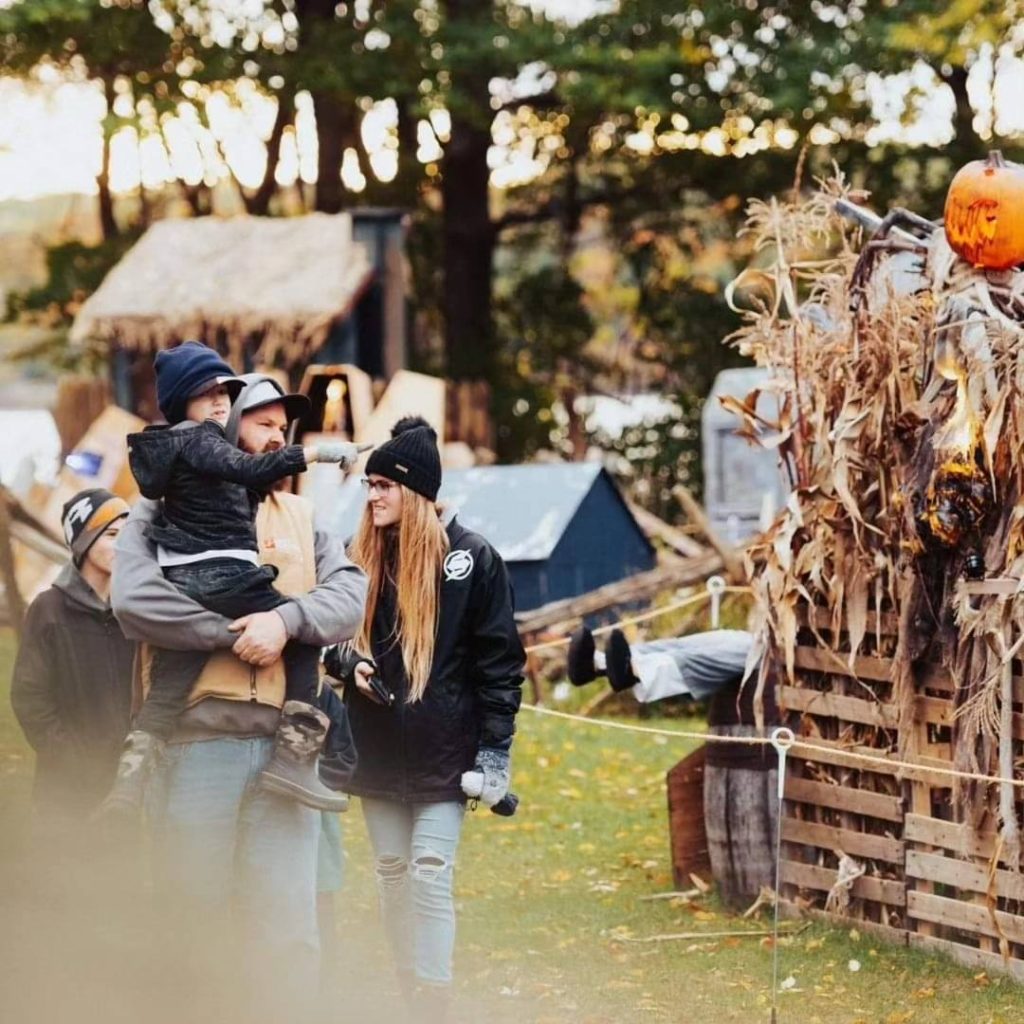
[944,150,1024,270]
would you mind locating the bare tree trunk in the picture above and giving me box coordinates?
[249,89,293,215]
[939,65,983,160]
[312,90,347,213]
[136,128,152,229]
[97,76,118,240]
[440,110,494,379]
[439,0,496,380]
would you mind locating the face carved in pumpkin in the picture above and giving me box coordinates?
[944,151,1024,271]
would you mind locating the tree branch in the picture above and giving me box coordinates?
[496,88,561,115]
[493,186,630,233]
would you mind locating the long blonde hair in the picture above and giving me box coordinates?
[349,488,450,702]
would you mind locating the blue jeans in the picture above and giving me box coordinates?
[361,799,465,986]
[317,811,345,893]
[148,737,321,1010]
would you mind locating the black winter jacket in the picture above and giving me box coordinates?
[335,518,525,804]
[126,420,307,555]
[11,564,135,816]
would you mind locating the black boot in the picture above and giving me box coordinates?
[96,730,163,819]
[258,701,350,812]
[567,625,598,685]
[605,629,639,692]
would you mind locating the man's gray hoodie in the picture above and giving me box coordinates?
[111,374,367,739]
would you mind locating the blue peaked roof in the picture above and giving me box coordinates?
[321,461,641,564]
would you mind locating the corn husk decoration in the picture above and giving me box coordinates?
[730,176,1024,871]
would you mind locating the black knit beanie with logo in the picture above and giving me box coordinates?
[365,416,442,501]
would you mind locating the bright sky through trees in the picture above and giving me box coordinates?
[1,2,1024,204]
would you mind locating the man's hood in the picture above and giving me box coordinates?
[52,561,109,614]
[225,374,309,447]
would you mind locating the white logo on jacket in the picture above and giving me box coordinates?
[443,549,474,581]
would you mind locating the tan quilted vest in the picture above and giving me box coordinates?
[139,492,317,708]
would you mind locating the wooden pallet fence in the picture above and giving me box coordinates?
[777,596,1024,976]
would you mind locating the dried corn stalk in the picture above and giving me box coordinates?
[730,178,1024,837]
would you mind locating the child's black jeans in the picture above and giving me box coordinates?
[136,558,319,740]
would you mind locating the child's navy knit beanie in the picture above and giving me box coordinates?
[155,341,240,424]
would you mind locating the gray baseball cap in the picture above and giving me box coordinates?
[226,374,311,445]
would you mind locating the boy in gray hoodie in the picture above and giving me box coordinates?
[11,489,134,824]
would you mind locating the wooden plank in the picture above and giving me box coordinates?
[789,737,900,777]
[666,745,710,886]
[784,776,903,823]
[671,483,744,582]
[907,849,1024,902]
[917,695,1024,742]
[627,501,708,559]
[788,738,960,789]
[917,696,953,727]
[792,645,894,683]
[799,603,900,638]
[909,934,1024,982]
[907,890,1024,945]
[961,577,1022,597]
[782,816,903,864]
[515,551,723,633]
[915,662,1024,706]
[917,662,955,693]
[904,814,1009,862]
[779,902,908,944]
[780,859,905,906]
[781,685,898,728]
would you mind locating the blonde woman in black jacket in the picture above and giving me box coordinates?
[327,417,525,1024]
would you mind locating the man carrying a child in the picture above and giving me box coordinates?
[111,345,366,1007]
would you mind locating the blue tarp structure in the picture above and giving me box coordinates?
[323,462,655,612]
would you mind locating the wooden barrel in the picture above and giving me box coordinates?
[666,744,710,887]
[703,678,780,908]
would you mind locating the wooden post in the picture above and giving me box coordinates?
[0,495,26,635]
[671,484,745,582]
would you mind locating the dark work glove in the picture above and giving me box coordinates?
[322,644,372,686]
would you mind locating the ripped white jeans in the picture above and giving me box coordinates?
[361,798,466,986]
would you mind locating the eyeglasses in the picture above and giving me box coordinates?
[361,477,398,497]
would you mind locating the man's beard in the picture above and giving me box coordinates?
[240,438,283,455]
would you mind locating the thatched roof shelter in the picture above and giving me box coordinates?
[70,213,374,368]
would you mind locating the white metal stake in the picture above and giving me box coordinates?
[769,726,795,1024]
[706,574,726,629]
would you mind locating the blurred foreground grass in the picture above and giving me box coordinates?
[1,627,1021,1023]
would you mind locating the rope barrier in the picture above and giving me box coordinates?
[520,702,1024,790]
[522,585,752,655]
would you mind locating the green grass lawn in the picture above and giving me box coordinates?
[1,626,1022,1022]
